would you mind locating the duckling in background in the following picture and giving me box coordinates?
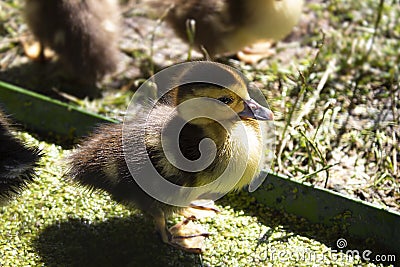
[23,0,121,86]
[67,62,273,253]
[0,110,41,203]
[145,0,303,62]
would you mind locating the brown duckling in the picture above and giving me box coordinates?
[146,0,303,61]
[23,0,121,86]
[0,110,41,203]
[67,61,273,253]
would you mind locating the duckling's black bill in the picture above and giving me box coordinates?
[239,99,273,121]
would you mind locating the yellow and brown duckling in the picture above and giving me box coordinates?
[0,110,41,203]
[67,62,273,253]
[147,0,303,61]
[23,0,121,86]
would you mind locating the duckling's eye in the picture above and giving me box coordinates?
[217,96,233,105]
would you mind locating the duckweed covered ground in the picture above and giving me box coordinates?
[0,133,393,266]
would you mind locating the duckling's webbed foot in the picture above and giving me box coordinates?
[22,39,54,62]
[168,216,210,254]
[237,41,276,64]
[153,209,210,254]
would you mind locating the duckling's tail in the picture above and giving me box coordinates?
[65,123,133,202]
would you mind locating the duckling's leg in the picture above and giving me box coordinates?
[152,209,171,244]
[180,199,220,219]
[237,41,276,64]
[152,209,210,253]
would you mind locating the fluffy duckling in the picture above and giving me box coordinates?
[149,0,303,60]
[23,0,120,86]
[67,62,273,253]
[0,110,41,202]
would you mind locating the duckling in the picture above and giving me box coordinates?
[0,110,41,203]
[146,0,303,61]
[23,0,121,86]
[67,62,273,253]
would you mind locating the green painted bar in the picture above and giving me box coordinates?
[0,81,118,139]
[252,172,400,256]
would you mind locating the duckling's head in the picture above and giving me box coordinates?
[173,62,273,125]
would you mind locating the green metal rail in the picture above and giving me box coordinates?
[253,172,400,256]
[0,81,118,139]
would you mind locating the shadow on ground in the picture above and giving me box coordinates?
[219,192,398,260]
[34,215,202,267]
[34,193,397,266]
[0,61,102,100]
